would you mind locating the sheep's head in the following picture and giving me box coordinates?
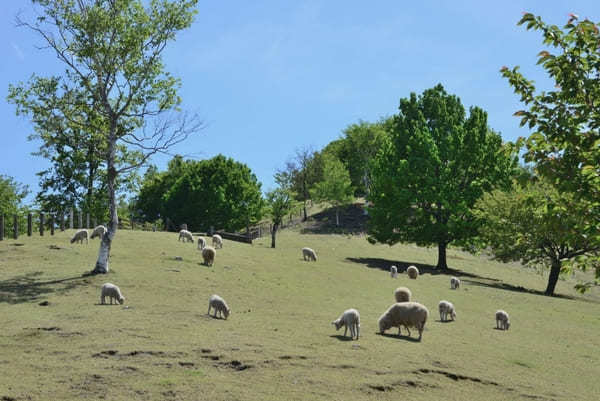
[223,308,230,319]
[118,297,125,305]
[451,310,457,320]
[332,319,343,331]
[505,321,510,330]
[378,315,390,333]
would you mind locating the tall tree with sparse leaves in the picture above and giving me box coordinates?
[368,84,517,270]
[8,0,201,274]
[311,154,354,227]
[266,188,295,248]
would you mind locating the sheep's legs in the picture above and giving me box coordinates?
[344,326,348,337]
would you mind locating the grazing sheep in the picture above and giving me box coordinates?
[332,308,360,340]
[302,247,317,261]
[496,310,510,330]
[438,300,456,322]
[202,246,216,266]
[390,265,398,278]
[70,229,88,244]
[394,287,412,303]
[212,234,223,249]
[406,265,419,279]
[207,294,230,319]
[197,237,206,250]
[450,276,461,289]
[100,283,125,305]
[90,225,107,240]
[378,302,429,341]
[178,229,194,243]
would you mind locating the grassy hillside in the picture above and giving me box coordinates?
[1,226,599,401]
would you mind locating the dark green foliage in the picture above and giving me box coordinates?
[368,84,517,269]
[265,187,295,248]
[311,154,354,226]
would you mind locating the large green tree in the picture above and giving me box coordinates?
[311,154,354,226]
[368,84,517,270]
[0,175,29,218]
[8,0,200,274]
[265,188,295,248]
[501,13,600,200]
[476,179,600,296]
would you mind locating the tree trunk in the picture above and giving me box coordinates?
[271,223,278,248]
[335,207,340,226]
[436,242,448,270]
[92,135,117,274]
[545,259,562,296]
[303,199,307,221]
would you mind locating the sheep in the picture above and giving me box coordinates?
[390,265,398,278]
[202,246,216,266]
[212,234,223,249]
[438,300,456,322]
[496,310,510,330]
[378,302,429,341]
[394,287,412,303]
[197,237,206,250]
[178,229,194,243]
[100,283,125,305]
[406,265,419,279]
[450,276,461,289]
[90,225,107,240]
[302,247,317,262]
[70,229,89,244]
[332,308,360,340]
[207,294,230,319]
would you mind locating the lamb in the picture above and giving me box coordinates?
[178,229,194,243]
[394,287,412,303]
[90,225,107,240]
[202,246,216,266]
[207,294,230,319]
[390,265,398,278]
[438,300,456,322]
[70,229,88,244]
[495,310,510,330]
[378,302,429,341]
[197,237,206,250]
[302,247,317,261]
[450,276,461,289]
[100,283,125,305]
[406,265,419,279]
[332,308,360,340]
[212,234,223,249]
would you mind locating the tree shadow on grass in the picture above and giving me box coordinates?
[460,278,580,301]
[377,332,422,343]
[0,271,91,304]
[300,203,368,235]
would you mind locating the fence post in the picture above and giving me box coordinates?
[60,213,65,231]
[131,215,135,230]
[13,214,18,239]
[40,212,45,236]
[27,213,32,236]
[93,217,97,228]
[78,212,82,229]
[50,214,55,235]
[86,213,90,229]
[69,209,74,229]
[0,214,4,241]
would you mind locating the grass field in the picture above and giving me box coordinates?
[1,224,599,400]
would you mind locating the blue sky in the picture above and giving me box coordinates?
[2,1,600,203]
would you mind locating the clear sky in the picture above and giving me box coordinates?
[2,1,600,203]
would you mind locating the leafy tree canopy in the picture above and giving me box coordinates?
[311,154,354,226]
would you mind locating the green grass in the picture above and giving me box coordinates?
[1,226,599,400]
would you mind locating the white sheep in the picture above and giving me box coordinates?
[90,225,107,240]
[70,229,88,244]
[197,237,206,250]
[394,287,412,303]
[450,276,461,289]
[100,283,125,305]
[378,302,429,341]
[496,310,510,330]
[207,294,230,319]
[332,308,360,340]
[212,234,223,249]
[438,300,456,322]
[390,265,398,278]
[302,247,317,261]
[178,229,194,243]
[202,246,216,266]
[407,265,419,279]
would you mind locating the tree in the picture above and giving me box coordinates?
[8,0,201,274]
[501,13,600,201]
[0,175,29,217]
[368,84,517,270]
[156,155,264,232]
[280,146,323,221]
[265,188,295,248]
[475,179,600,296]
[311,154,354,226]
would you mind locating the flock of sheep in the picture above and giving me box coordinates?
[72,226,511,341]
